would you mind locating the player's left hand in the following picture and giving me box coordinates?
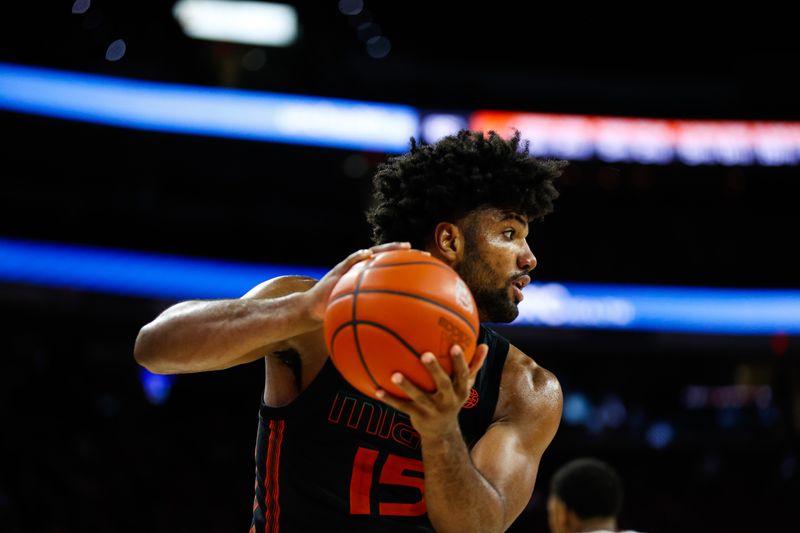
[376,343,489,438]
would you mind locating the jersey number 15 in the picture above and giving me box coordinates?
[349,446,426,516]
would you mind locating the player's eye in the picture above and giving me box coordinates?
[503,229,515,239]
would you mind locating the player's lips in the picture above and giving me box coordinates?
[512,275,531,290]
[511,275,530,302]
[512,285,524,302]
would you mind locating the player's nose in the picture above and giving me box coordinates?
[519,242,537,272]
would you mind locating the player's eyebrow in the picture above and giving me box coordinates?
[500,212,528,226]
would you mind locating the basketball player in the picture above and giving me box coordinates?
[547,458,642,533]
[135,130,566,532]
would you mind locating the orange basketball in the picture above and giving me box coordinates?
[323,249,480,400]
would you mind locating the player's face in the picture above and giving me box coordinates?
[457,208,536,323]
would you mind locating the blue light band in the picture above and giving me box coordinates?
[2,237,798,335]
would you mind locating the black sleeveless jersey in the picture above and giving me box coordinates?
[250,326,510,532]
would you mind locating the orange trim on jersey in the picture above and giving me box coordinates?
[273,420,284,531]
[263,420,285,533]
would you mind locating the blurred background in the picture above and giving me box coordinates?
[1,2,799,532]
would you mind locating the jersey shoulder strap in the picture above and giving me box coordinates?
[457,325,510,446]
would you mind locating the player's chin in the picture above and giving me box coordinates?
[507,303,520,321]
[495,307,519,324]
[475,289,519,323]
[492,294,520,323]
[508,290,522,316]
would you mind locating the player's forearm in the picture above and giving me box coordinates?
[134,292,317,374]
[422,426,505,533]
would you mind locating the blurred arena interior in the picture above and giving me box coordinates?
[1,2,799,532]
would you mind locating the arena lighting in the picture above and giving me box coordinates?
[0,238,327,300]
[139,368,175,405]
[172,0,298,47]
[2,61,798,164]
[514,282,800,334]
[469,111,800,166]
[2,237,800,336]
[421,113,469,143]
[0,62,418,152]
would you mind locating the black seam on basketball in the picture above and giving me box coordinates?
[327,289,477,336]
[365,260,454,272]
[329,320,421,361]
[329,321,354,349]
[352,258,380,390]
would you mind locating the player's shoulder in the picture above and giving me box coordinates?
[241,275,318,299]
[499,343,563,423]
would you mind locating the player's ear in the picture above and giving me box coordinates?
[547,496,568,533]
[432,221,464,265]
[565,508,584,532]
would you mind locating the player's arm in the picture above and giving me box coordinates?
[379,343,562,533]
[134,243,410,374]
[134,275,318,374]
[463,347,562,531]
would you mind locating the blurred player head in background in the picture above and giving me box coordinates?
[547,457,630,533]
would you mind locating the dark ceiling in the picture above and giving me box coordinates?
[2,1,798,119]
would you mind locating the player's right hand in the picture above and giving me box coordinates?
[303,242,413,322]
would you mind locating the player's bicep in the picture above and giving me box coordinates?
[203,343,287,372]
[204,276,318,371]
[469,365,563,529]
[469,421,544,529]
[241,275,317,300]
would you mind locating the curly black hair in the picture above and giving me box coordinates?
[550,458,624,519]
[366,129,566,247]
